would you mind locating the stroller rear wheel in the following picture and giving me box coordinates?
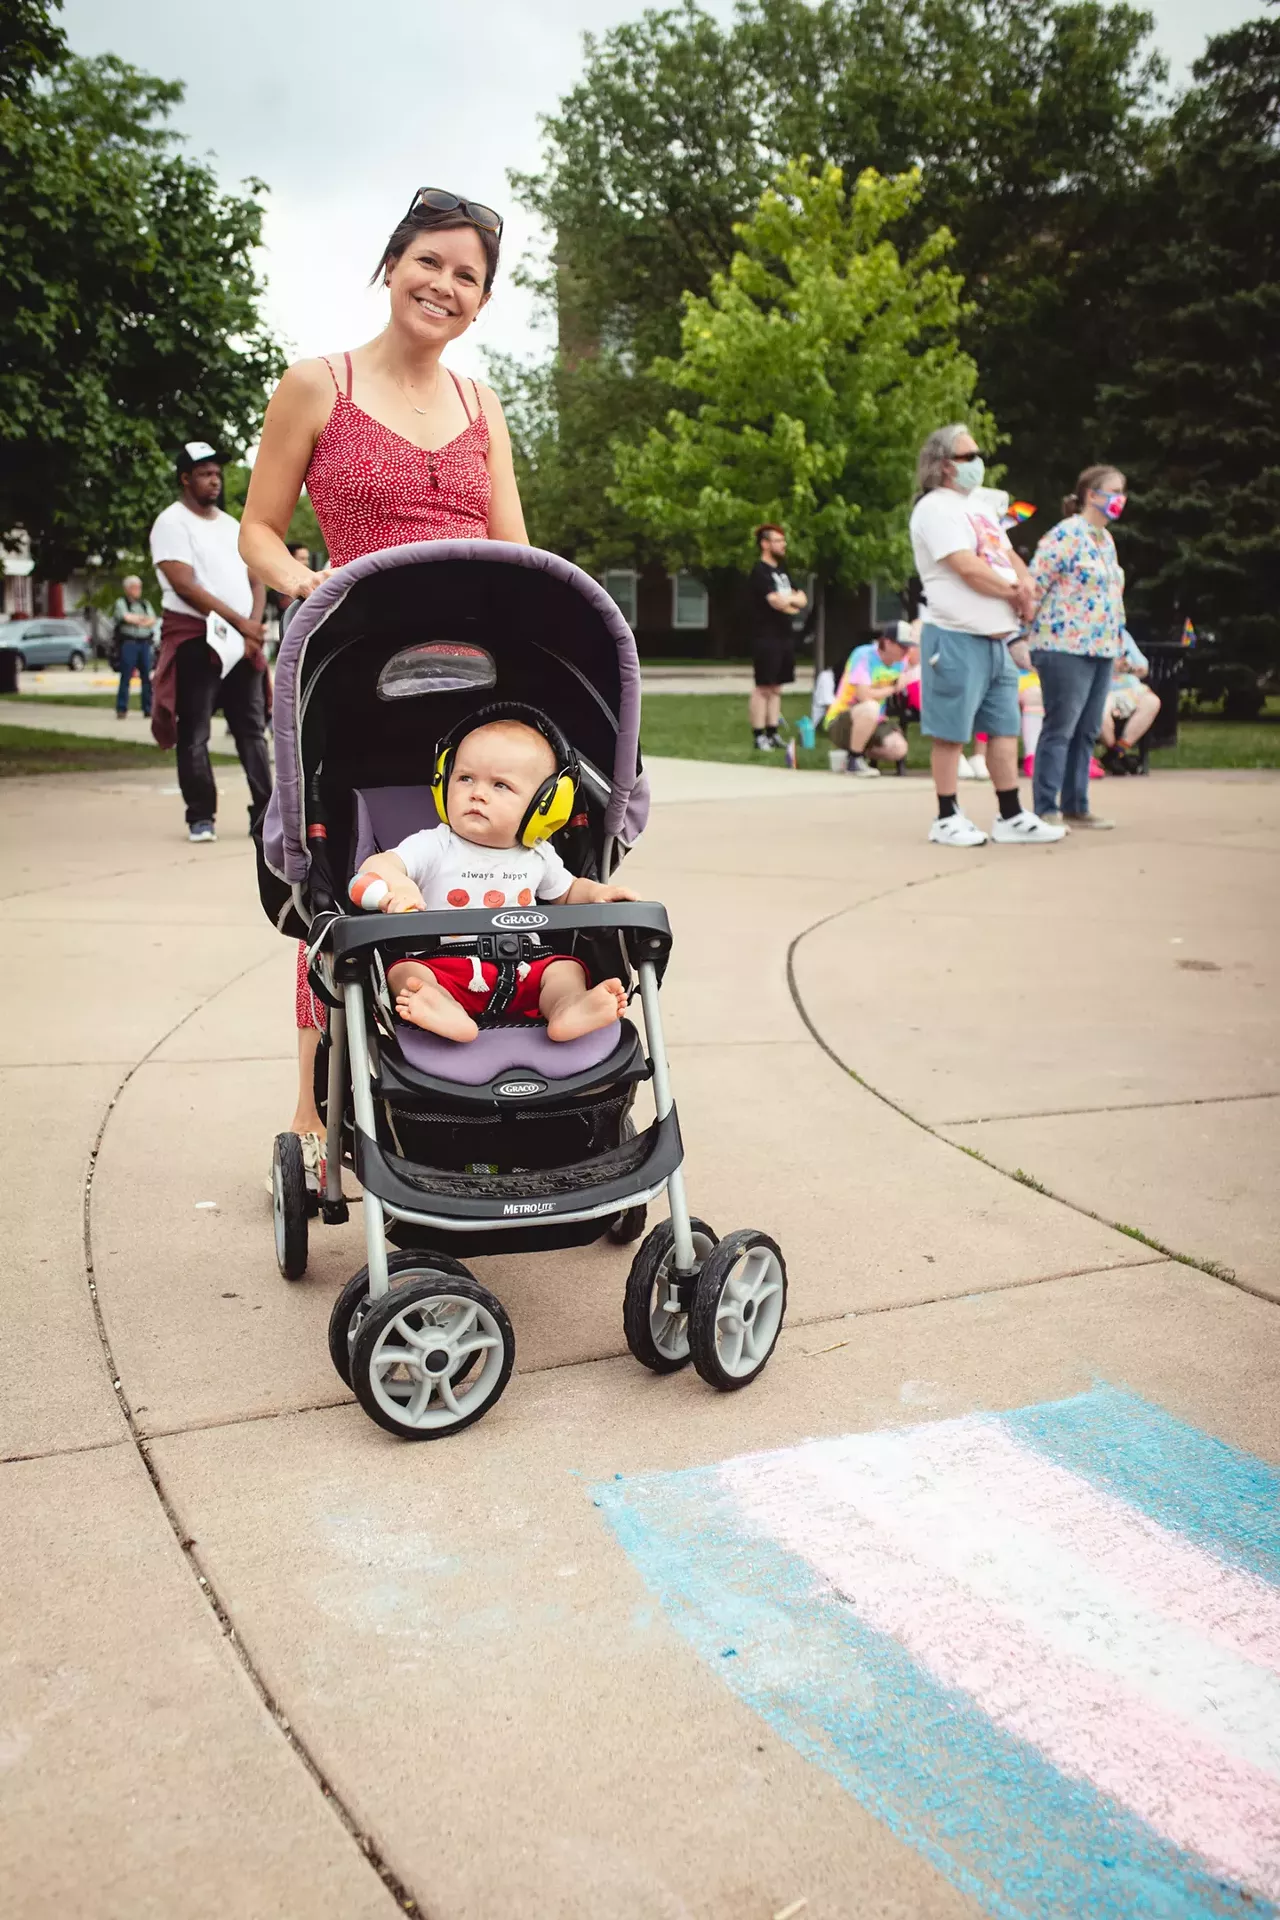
[328,1249,478,1388]
[271,1133,308,1280]
[689,1229,787,1391]
[623,1217,718,1373]
[350,1276,515,1439]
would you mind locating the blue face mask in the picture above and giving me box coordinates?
[952,454,985,492]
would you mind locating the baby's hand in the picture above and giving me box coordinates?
[595,884,639,902]
[381,880,425,914]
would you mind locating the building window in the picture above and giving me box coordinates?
[601,569,638,629]
[671,571,709,631]
[872,581,904,625]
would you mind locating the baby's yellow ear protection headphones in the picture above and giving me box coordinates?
[430,702,580,848]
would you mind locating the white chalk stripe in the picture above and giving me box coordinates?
[898,1416,1280,1674]
[723,1450,1280,1899]
[775,1434,1280,1779]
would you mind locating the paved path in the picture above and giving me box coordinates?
[2,764,1278,1918]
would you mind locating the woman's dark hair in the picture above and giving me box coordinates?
[370,206,500,293]
[1063,463,1124,517]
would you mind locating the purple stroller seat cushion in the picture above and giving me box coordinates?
[394,1018,626,1085]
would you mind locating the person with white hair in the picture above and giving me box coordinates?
[111,573,157,719]
[909,424,1065,847]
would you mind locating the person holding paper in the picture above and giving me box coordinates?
[149,441,271,844]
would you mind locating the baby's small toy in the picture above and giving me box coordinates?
[349,872,390,912]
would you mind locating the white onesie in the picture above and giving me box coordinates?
[391,826,572,911]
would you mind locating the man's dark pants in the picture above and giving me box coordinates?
[175,636,272,829]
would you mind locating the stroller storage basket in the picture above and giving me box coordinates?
[383,1084,637,1173]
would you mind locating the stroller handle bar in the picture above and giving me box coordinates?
[326,901,673,977]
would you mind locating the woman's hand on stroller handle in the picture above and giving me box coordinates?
[561,878,639,905]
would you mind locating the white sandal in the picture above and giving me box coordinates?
[264,1130,326,1196]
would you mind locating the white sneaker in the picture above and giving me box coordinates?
[847,754,881,777]
[956,755,976,779]
[990,809,1067,844]
[968,754,988,780]
[188,820,217,843]
[928,811,988,847]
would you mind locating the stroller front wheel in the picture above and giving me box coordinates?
[689,1229,787,1390]
[623,1217,718,1373]
[350,1277,515,1439]
[271,1133,309,1281]
[328,1249,478,1388]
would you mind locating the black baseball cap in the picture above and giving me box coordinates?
[176,439,223,475]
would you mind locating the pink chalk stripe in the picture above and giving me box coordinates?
[723,1449,1280,1900]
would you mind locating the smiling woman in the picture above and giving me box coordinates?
[238,188,530,1165]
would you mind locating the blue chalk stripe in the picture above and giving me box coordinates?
[595,1465,1274,1920]
[1002,1387,1280,1585]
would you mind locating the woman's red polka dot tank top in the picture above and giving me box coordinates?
[305,353,491,567]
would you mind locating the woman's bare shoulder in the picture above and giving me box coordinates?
[472,379,506,418]
[279,357,342,401]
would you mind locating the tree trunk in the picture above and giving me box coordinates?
[813,577,826,680]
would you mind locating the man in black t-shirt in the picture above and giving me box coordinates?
[747,524,807,749]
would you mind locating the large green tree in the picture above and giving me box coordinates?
[1099,12,1280,665]
[0,15,283,577]
[511,0,1165,531]
[612,163,992,658]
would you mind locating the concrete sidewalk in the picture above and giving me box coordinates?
[2,764,1277,1919]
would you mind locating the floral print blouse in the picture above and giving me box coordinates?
[1028,514,1126,657]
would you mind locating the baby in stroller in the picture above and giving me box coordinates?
[350,705,636,1043]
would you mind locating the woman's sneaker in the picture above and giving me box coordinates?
[847,754,881,777]
[928,812,987,847]
[991,809,1067,843]
[188,821,217,843]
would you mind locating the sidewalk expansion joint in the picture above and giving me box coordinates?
[134,1255,1178,1442]
[940,1088,1280,1127]
[786,886,1274,1310]
[2,1434,131,1467]
[80,957,425,1918]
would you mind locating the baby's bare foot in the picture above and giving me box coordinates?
[546,977,627,1042]
[395,976,478,1043]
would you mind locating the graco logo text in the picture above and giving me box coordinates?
[491,909,548,930]
[496,1080,546,1098]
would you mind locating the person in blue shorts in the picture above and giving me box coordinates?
[909,424,1065,848]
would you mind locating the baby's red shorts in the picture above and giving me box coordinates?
[402,951,587,1020]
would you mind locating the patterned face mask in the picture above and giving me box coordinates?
[1095,490,1127,521]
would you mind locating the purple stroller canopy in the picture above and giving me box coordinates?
[262,541,648,886]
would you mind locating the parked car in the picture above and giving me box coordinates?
[0,616,91,670]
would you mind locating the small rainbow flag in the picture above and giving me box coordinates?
[1181,618,1197,648]
[1001,500,1036,530]
[785,734,798,768]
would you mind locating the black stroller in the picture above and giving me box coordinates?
[259,541,787,1439]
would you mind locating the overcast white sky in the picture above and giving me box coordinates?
[63,0,1253,386]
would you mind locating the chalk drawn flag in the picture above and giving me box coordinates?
[594,1388,1280,1918]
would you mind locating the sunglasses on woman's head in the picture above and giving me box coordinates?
[405,188,503,237]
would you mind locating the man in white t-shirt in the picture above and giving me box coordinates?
[149,441,270,844]
[909,424,1063,848]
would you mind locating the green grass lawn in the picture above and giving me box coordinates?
[0,724,235,777]
[639,694,1280,772]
